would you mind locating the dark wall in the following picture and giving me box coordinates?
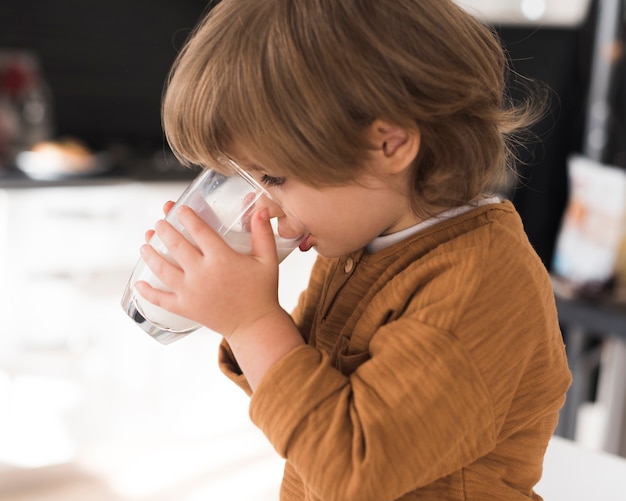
[0,1,208,150]
[498,23,592,269]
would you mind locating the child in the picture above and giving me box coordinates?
[136,0,572,499]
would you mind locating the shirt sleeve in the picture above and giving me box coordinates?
[249,319,497,501]
[218,338,253,396]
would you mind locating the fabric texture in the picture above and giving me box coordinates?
[218,200,571,501]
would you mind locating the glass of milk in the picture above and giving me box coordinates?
[121,160,307,344]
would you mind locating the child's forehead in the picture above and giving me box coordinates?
[227,143,278,173]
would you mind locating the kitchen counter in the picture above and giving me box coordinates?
[0,149,199,189]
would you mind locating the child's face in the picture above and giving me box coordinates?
[239,159,421,259]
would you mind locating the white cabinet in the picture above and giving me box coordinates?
[0,181,187,354]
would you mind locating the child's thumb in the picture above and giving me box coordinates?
[251,208,278,264]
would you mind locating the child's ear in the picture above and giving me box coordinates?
[369,119,420,174]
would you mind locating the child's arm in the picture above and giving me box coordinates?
[221,307,304,390]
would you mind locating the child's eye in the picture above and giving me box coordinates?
[261,174,286,187]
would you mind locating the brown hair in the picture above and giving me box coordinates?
[162,0,543,215]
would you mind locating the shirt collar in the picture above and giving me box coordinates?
[366,196,501,254]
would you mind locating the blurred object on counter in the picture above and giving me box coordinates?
[551,0,626,300]
[552,155,626,298]
[0,1,207,154]
[15,138,110,180]
[0,50,54,170]
[0,94,19,170]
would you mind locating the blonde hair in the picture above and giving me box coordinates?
[162,0,542,214]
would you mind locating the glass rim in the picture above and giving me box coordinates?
[218,156,308,235]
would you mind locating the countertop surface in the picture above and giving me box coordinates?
[0,150,199,189]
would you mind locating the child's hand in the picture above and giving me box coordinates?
[144,201,176,243]
[135,205,282,339]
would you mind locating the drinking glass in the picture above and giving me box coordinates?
[121,161,306,344]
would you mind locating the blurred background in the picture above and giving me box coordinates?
[2,0,626,499]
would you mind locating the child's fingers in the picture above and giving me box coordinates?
[251,209,278,264]
[144,201,176,243]
[134,279,176,310]
[154,217,201,267]
[163,200,176,215]
[176,205,230,255]
[139,242,184,290]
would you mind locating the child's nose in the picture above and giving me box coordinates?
[255,194,305,240]
[255,194,285,219]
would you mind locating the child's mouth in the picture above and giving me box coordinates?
[299,236,313,252]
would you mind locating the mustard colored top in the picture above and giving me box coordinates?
[219,200,572,501]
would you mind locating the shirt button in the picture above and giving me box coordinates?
[344,257,355,274]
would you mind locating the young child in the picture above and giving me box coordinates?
[136,0,572,499]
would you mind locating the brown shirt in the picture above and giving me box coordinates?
[219,200,571,501]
